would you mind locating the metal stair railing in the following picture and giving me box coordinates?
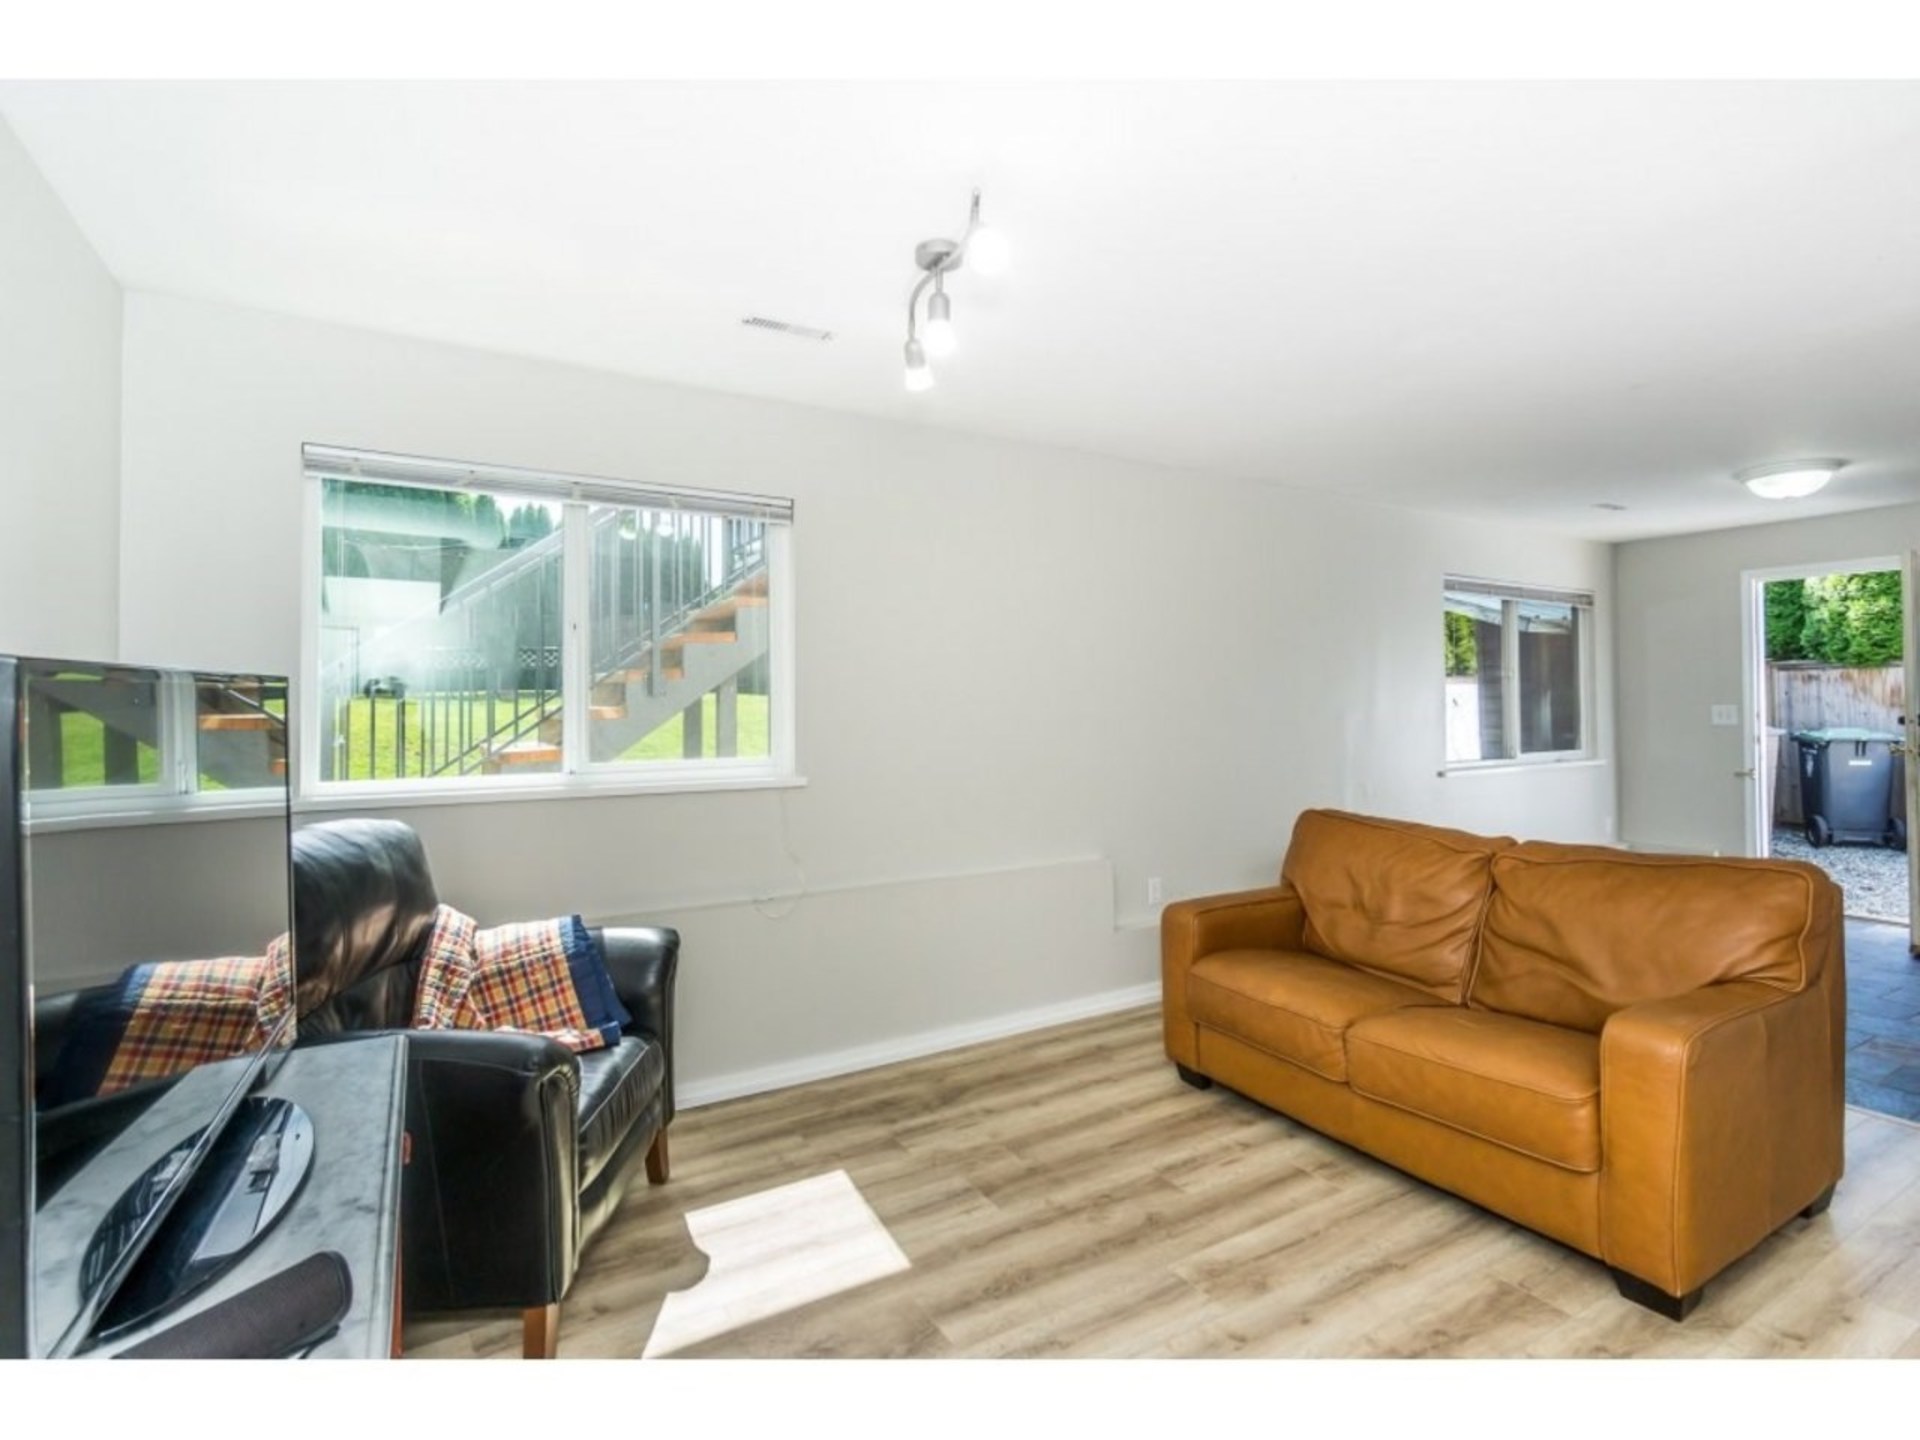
[588,511,766,693]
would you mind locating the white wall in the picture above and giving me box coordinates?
[0,118,121,658]
[115,291,1617,1095]
[1616,503,1920,857]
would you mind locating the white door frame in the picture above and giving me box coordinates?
[1739,555,1906,863]
[1905,550,1920,954]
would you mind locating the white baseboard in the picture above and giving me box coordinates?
[677,981,1162,1110]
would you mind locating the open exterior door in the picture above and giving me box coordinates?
[1906,551,1920,955]
[1741,570,1777,860]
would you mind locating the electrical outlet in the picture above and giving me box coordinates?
[1147,876,1164,906]
[1710,704,1740,727]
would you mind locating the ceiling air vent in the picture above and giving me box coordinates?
[741,316,835,342]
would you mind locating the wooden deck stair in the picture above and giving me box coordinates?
[473,563,771,772]
[695,595,767,623]
[196,712,277,732]
[537,703,630,745]
[480,739,564,773]
[193,683,289,788]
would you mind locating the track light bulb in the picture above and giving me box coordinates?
[924,290,957,358]
[967,222,1009,277]
[904,337,934,393]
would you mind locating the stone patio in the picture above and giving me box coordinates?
[1770,822,1909,925]
[1765,832,1920,1121]
[1843,918,1920,1124]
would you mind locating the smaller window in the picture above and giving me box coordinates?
[1443,578,1593,767]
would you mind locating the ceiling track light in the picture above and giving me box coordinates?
[1735,458,1848,500]
[902,188,1007,392]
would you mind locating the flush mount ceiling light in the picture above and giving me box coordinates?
[1735,458,1848,500]
[902,189,1007,393]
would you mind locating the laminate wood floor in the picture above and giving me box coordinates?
[404,1007,1920,1360]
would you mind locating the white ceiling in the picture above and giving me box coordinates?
[7,79,1920,541]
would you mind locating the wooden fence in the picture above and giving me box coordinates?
[1769,663,1905,825]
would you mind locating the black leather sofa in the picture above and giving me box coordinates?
[291,817,678,1358]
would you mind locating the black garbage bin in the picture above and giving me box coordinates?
[1794,726,1906,849]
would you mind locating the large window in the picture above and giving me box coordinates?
[305,446,793,796]
[1443,577,1592,767]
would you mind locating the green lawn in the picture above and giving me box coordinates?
[616,692,770,762]
[33,711,161,790]
[328,693,554,780]
[327,690,769,779]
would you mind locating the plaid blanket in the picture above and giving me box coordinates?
[45,906,625,1106]
[411,904,629,1052]
[46,935,294,1103]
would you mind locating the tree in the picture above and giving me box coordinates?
[1800,571,1903,666]
[506,503,558,546]
[1443,611,1478,677]
[1764,579,1813,661]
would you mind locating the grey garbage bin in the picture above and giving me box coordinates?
[1793,726,1906,849]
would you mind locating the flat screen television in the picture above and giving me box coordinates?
[0,656,302,1357]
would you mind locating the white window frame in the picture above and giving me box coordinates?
[1442,575,1596,772]
[298,445,800,807]
[21,668,289,832]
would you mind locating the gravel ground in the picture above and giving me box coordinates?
[1770,824,1910,923]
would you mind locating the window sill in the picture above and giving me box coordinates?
[26,772,807,830]
[1438,757,1608,778]
[25,797,290,834]
[294,769,808,814]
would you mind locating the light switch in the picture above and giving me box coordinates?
[1710,704,1740,726]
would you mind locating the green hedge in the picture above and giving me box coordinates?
[1764,572,1903,666]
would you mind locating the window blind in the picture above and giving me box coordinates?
[1443,576,1592,608]
[302,444,794,525]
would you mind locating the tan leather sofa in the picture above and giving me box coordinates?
[1161,808,1846,1318]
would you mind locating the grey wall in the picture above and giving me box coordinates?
[111,291,1618,1094]
[1615,502,1920,856]
[0,118,120,660]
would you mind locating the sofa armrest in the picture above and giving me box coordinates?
[1160,886,1306,1070]
[388,1028,584,1312]
[31,989,87,1095]
[594,926,679,1122]
[1599,974,1844,1298]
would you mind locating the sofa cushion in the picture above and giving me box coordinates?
[1281,809,1510,1002]
[577,1033,666,1190]
[1473,843,1831,1033]
[1346,1007,1601,1173]
[1188,949,1445,1082]
[293,817,440,1031]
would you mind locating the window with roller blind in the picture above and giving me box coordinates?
[1443,577,1593,768]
